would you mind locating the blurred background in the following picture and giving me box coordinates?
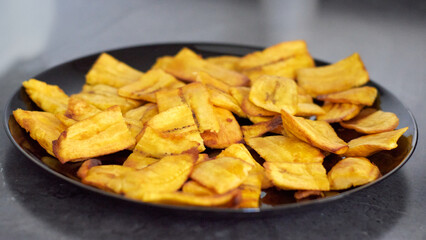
[0,1,425,239]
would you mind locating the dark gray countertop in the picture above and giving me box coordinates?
[1,1,425,239]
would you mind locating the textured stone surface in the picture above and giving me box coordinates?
[1,1,425,239]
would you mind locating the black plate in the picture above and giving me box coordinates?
[3,43,418,216]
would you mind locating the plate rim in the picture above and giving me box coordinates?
[2,42,419,216]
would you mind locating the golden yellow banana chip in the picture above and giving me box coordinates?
[328,157,381,190]
[86,53,143,88]
[207,86,246,118]
[206,55,241,71]
[182,82,220,133]
[118,69,185,102]
[23,79,69,114]
[164,48,249,86]
[243,54,314,80]
[297,53,369,96]
[246,135,324,163]
[281,109,348,154]
[52,106,136,163]
[155,88,186,112]
[150,56,174,70]
[316,86,378,106]
[123,154,159,170]
[241,115,282,139]
[191,157,253,194]
[124,103,158,141]
[238,40,310,70]
[200,107,243,149]
[196,71,231,93]
[55,113,77,127]
[340,108,399,134]
[264,162,330,191]
[344,127,408,157]
[13,109,66,156]
[317,102,363,123]
[229,86,250,106]
[295,103,325,117]
[238,167,263,208]
[249,75,298,115]
[182,181,215,196]
[65,96,101,121]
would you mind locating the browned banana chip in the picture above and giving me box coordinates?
[182,82,220,133]
[65,96,101,121]
[155,88,186,112]
[317,102,363,123]
[191,157,253,194]
[164,48,249,86]
[241,115,282,139]
[264,162,330,191]
[297,53,369,97]
[205,55,241,71]
[328,157,381,190]
[77,159,102,179]
[73,84,143,113]
[281,109,348,154]
[316,86,378,106]
[52,106,136,163]
[238,40,310,70]
[86,53,143,88]
[13,109,66,156]
[23,79,69,114]
[340,108,399,134]
[196,71,231,93]
[243,54,315,80]
[246,135,324,163]
[207,86,246,118]
[200,107,243,149]
[249,75,298,115]
[118,69,185,102]
[344,127,408,157]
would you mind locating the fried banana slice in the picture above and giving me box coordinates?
[118,69,185,102]
[297,53,369,97]
[200,107,243,149]
[52,106,136,163]
[264,162,330,191]
[86,52,143,88]
[243,54,314,80]
[249,75,298,115]
[123,153,159,170]
[13,109,66,156]
[328,157,381,190]
[241,115,282,139]
[191,157,253,194]
[65,96,101,121]
[295,103,325,117]
[150,56,174,70]
[77,159,102,179]
[182,180,215,196]
[246,135,324,163]
[22,79,69,114]
[241,96,277,117]
[155,88,186,112]
[206,55,241,71]
[55,113,77,127]
[134,126,200,158]
[317,102,363,123]
[281,109,348,154]
[207,86,247,118]
[124,103,158,141]
[238,167,263,208]
[196,71,231,93]
[182,83,220,133]
[238,40,310,70]
[229,86,250,106]
[344,127,408,157]
[73,84,143,113]
[164,48,249,86]
[147,104,205,152]
[316,86,377,106]
[133,189,241,207]
[340,108,399,134]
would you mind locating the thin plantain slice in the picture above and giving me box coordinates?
[238,40,310,70]
[344,127,408,157]
[295,103,325,117]
[52,106,136,163]
[123,153,159,170]
[164,48,249,86]
[241,115,282,139]
[205,55,241,71]
[182,180,216,196]
[86,53,143,88]
[317,102,363,123]
[238,167,263,208]
[65,96,101,121]
[207,86,247,118]
[297,53,369,97]
[77,159,102,179]
[340,108,399,134]
[264,162,330,191]
[150,56,174,70]
[196,71,231,93]
[191,157,253,194]
[155,88,186,112]
[118,69,185,102]
[249,75,298,115]
[328,157,381,190]
[316,86,378,106]
[13,109,66,156]
[281,109,348,154]
[200,107,243,149]
[124,103,158,141]
[246,135,324,163]
[22,79,69,114]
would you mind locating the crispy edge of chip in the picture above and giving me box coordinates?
[340,108,399,134]
[316,86,378,106]
[241,115,282,140]
[317,103,363,123]
[77,159,102,179]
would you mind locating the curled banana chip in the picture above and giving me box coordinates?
[340,108,399,134]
